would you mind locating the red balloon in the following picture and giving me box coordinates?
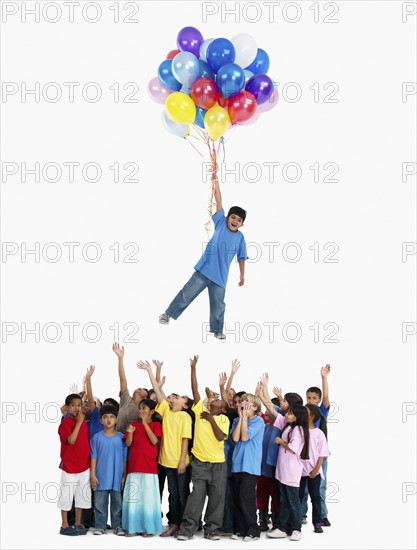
[218,95,228,109]
[191,77,220,110]
[228,91,257,124]
[166,49,180,59]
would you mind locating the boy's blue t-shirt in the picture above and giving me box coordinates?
[314,402,330,428]
[231,415,264,476]
[90,431,127,491]
[194,208,247,289]
[264,406,281,471]
[89,406,104,438]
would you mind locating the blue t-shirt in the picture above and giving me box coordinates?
[231,415,264,476]
[194,208,247,289]
[314,402,329,428]
[90,431,127,491]
[89,406,104,439]
[264,406,282,471]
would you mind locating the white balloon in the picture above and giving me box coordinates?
[231,33,257,68]
[243,69,254,84]
[162,110,189,138]
[199,38,215,62]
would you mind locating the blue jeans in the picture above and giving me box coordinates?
[94,490,122,530]
[301,457,328,519]
[163,466,191,526]
[299,475,321,525]
[221,476,235,532]
[166,271,226,333]
[277,482,302,533]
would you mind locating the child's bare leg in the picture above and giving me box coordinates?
[61,510,69,528]
[75,507,82,525]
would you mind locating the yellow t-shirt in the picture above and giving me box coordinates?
[156,400,192,468]
[191,400,230,463]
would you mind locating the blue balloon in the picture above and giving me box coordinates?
[216,63,245,99]
[245,74,273,105]
[194,107,207,128]
[198,60,215,80]
[158,59,181,91]
[206,38,235,74]
[245,48,270,75]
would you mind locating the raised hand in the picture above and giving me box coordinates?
[321,364,331,378]
[152,359,164,369]
[137,360,151,372]
[112,342,125,358]
[260,372,269,386]
[205,387,214,401]
[219,372,227,386]
[190,355,199,368]
[158,376,166,389]
[85,365,95,379]
[231,359,240,374]
[255,382,262,397]
[272,386,283,400]
[69,383,79,394]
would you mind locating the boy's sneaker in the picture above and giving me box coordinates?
[176,533,192,541]
[159,312,170,325]
[214,333,226,340]
[94,529,107,535]
[243,535,260,542]
[321,517,331,527]
[60,526,79,536]
[289,530,302,541]
[114,526,125,536]
[314,523,323,533]
[74,524,87,535]
[231,533,243,540]
[204,531,220,540]
[267,528,287,539]
[301,517,307,525]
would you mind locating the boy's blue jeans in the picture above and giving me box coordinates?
[166,271,226,333]
[300,457,328,519]
[94,490,122,530]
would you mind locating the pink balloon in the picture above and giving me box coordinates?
[148,77,175,104]
[240,109,261,126]
[257,83,279,113]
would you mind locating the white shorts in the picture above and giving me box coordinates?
[57,468,91,511]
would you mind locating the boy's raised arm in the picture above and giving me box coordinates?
[225,359,240,395]
[112,343,128,394]
[137,360,163,403]
[218,371,229,405]
[321,363,331,410]
[152,360,167,401]
[213,174,223,212]
[190,355,200,403]
[85,365,96,412]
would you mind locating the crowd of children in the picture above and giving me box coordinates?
[57,344,332,542]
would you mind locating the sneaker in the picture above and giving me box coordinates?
[267,528,287,539]
[114,526,125,536]
[314,523,323,533]
[94,529,107,535]
[243,535,260,542]
[321,517,331,527]
[214,333,226,340]
[176,533,192,541]
[231,533,243,539]
[74,524,87,535]
[217,531,233,537]
[60,526,79,536]
[289,530,302,541]
[159,312,170,325]
[204,531,220,540]
[301,517,307,525]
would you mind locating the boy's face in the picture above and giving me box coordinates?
[306,391,321,405]
[100,413,117,429]
[209,398,226,416]
[227,213,244,233]
[233,395,242,408]
[68,398,82,418]
[133,388,148,404]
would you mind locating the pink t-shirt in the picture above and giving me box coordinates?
[301,428,329,478]
[274,414,305,488]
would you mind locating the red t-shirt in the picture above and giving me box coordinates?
[58,417,90,474]
[123,421,162,474]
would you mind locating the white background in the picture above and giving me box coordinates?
[1,1,416,549]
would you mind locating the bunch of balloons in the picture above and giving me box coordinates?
[148,27,278,141]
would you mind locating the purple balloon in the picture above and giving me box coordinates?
[245,74,273,105]
[177,26,204,58]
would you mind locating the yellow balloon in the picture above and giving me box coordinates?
[204,104,230,141]
[165,92,196,125]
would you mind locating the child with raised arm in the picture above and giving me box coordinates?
[159,174,247,341]
[300,404,330,534]
[90,406,127,536]
[177,356,230,541]
[138,360,194,538]
[122,399,163,537]
[302,364,332,526]
[112,343,149,433]
[230,394,264,542]
[57,394,91,536]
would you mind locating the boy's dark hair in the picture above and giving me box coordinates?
[282,404,310,460]
[306,386,322,399]
[99,405,118,418]
[306,403,328,439]
[227,206,246,222]
[103,397,119,413]
[271,397,280,406]
[235,391,247,398]
[284,392,303,407]
[65,393,82,406]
